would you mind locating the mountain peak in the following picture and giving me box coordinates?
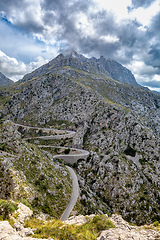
[21,51,138,86]
[61,49,79,58]
[60,49,87,62]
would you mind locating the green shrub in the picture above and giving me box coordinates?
[139,158,147,165]
[24,215,115,240]
[124,146,136,157]
[38,129,43,136]
[0,143,7,151]
[153,221,159,227]
[64,148,70,154]
[87,215,115,232]
[0,199,18,219]
[20,198,32,209]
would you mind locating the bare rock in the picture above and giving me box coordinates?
[0,220,49,240]
[64,214,96,225]
[14,202,33,223]
[97,214,160,240]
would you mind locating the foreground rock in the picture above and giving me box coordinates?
[0,213,159,240]
[0,202,52,240]
[63,214,160,240]
[0,221,50,240]
[14,202,33,223]
[98,214,160,240]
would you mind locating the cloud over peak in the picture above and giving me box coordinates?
[0,0,160,91]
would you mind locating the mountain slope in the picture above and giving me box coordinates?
[98,56,138,86]
[21,50,138,86]
[0,51,160,225]
[0,120,72,219]
[1,68,159,224]
[0,72,13,87]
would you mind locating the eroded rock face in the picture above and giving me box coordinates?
[97,214,160,240]
[0,220,48,240]
[0,202,51,240]
[98,56,138,86]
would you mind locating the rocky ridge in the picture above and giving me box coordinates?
[0,72,13,87]
[21,50,137,86]
[98,214,160,240]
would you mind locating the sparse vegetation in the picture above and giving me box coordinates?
[24,215,115,240]
[0,53,160,228]
[0,199,18,220]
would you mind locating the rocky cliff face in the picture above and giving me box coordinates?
[0,72,13,87]
[98,56,138,86]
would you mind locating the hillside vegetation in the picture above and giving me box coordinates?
[0,52,160,227]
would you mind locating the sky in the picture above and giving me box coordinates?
[0,0,160,91]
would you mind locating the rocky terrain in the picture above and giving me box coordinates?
[0,51,160,239]
[0,209,159,239]
[0,72,13,87]
[0,201,49,240]
[0,120,73,219]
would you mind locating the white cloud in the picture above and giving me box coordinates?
[93,0,131,21]
[100,35,119,43]
[154,74,160,81]
[144,86,160,92]
[75,12,96,37]
[129,0,160,26]
[0,50,48,81]
[5,0,44,30]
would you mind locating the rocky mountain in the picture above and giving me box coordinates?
[0,72,13,87]
[98,56,138,86]
[21,50,138,86]
[0,51,160,228]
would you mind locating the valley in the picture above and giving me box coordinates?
[0,51,160,239]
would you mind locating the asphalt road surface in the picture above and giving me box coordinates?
[60,166,79,221]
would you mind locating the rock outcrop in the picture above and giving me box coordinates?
[0,221,49,240]
[98,214,160,240]
[1,213,159,240]
[98,56,138,86]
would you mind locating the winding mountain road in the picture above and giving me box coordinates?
[60,166,79,221]
[39,145,89,164]
[15,123,89,220]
